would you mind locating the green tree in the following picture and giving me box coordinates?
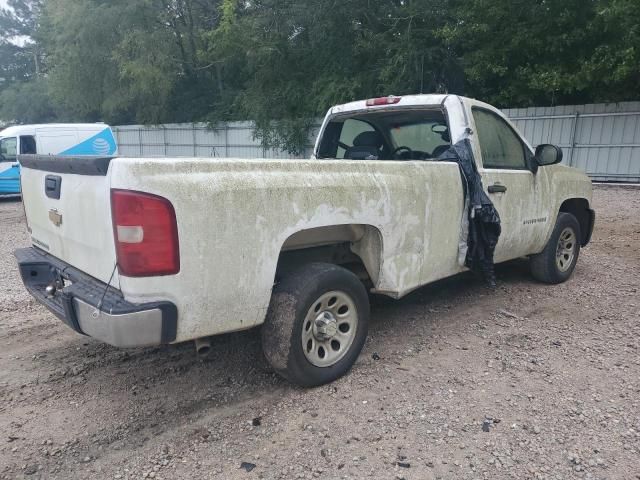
[40,0,222,124]
[3,0,640,147]
[203,0,462,152]
[0,0,42,80]
[577,0,640,102]
[0,78,56,122]
[0,0,49,123]
[440,0,640,106]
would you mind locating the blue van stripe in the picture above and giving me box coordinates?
[0,164,20,179]
[0,164,20,194]
[59,128,117,156]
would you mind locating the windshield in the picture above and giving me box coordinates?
[0,137,17,163]
[317,109,450,160]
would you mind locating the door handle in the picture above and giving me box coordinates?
[45,175,62,199]
[488,184,507,194]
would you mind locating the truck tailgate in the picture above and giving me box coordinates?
[19,155,119,287]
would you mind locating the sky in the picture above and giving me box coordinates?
[0,0,11,43]
[0,0,29,46]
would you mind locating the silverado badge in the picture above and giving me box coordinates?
[49,209,62,227]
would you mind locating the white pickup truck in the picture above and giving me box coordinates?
[15,94,594,386]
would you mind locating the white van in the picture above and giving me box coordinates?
[0,123,118,195]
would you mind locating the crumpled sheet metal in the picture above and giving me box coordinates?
[437,139,502,285]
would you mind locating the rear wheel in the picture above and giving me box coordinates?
[530,212,581,284]
[261,263,369,387]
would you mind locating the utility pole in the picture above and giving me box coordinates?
[420,55,425,93]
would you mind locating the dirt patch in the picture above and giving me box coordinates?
[0,186,639,480]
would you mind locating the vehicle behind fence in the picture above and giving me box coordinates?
[113,102,640,183]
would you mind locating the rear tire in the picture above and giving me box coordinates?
[261,263,369,387]
[530,212,581,284]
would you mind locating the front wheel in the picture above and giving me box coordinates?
[530,212,581,284]
[261,263,369,387]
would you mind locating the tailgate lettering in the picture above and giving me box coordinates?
[32,237,50,251]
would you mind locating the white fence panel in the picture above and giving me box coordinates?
[114,102,640,182]
[504,102,640,182]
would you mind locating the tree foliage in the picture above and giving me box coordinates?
[0,0,639,152]
[442,0,640,106]
[0,0,42,85]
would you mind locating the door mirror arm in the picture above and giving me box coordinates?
[526,151,539,174]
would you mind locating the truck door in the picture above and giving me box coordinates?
[470,107,550,262]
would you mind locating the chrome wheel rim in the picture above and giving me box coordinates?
[556,227,577,272]
[301,291,358,368]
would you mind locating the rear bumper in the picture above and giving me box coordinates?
[14,247,177,347]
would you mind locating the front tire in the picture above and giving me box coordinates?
[530,212,581,284]
[261,263,369,387]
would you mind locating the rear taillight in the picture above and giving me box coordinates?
[366,96,401,106]
[111,189,180,277]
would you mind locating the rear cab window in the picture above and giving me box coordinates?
[318,108,451,161]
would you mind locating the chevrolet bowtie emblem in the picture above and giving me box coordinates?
[49,209,62,227]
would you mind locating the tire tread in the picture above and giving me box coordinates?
[530,213,581,284]
[261,263,369,387]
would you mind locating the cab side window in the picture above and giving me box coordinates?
[472,108,527,169]
[20,135,37,154]
[0,137,17,162]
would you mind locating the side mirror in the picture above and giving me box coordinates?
[431,123,450,142]
[535,144,563,166]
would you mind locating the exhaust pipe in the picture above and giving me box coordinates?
[194,337,212,358]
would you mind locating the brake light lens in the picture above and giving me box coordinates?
[111,189,180,277]
[366,96,401,106]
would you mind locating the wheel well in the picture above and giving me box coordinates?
[559,198,592,246]
[276,225,383,287]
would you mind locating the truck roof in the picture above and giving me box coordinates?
[0,123,109,137]
[329,94,453,115]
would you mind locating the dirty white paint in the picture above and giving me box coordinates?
[21,170,121,288]
[462,97,593,260]
[108,157,467,340]
[20,95,593,344]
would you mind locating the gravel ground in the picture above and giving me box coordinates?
[0,185,639,480]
